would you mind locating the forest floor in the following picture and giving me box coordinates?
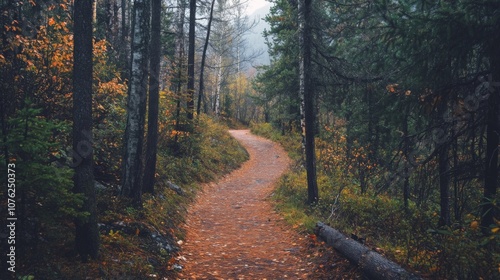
[177,130,360,279]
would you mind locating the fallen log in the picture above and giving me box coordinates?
[166,181,185,195]
[315,222,422,280]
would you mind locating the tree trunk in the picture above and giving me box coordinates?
[197,0,216,117]
[142,0,161,194]
[173,0,186,149]
[452,127,460,221]
[438,140,450,227]
[120,0,131,79]
[214,55,223,116]
[121,0,128,41]
[186,0,196,120]
[315,223,422,280]
[121,0,150,206]
[436,97,451,227]
[73,0,100,261]
[402,108,410,210]
[298,0,318,204]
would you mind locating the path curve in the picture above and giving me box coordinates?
[178,130,310,279]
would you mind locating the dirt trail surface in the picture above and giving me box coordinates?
[178,130,310,279]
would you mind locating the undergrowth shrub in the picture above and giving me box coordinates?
[252,121,500,279]
[0,106,82,243]
[159,115,249,185]
[92,116,249,279]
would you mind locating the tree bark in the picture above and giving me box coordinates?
[196,0,215,117]
[437,99,450,227]
[315,223,422,280]
[73,0,100,261]
[173,0,186,148]
[298,0,318,204]
[186,0,196,120]
[121,0,128,41]
[121,0,150,206]
[214,55,223,116]
[120,0,131,79]
[142,0,161,194]
[402,106,410,210]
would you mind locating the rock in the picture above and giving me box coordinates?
[172,264,183,271]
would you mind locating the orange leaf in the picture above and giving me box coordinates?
[48,17,56,26]
[470,220,479,230]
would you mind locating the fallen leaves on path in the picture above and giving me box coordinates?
[178,130,310,279]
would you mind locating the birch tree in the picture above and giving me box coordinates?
[121,0,150,205]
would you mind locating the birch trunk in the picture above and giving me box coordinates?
[214,55,223,116]
[121,0,150,205]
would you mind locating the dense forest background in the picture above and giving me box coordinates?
[0,0,499,279]
[253,0,500,278]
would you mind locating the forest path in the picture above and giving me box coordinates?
[178,130,310,279]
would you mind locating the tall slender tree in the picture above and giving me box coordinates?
[186,0,196,119]
[73,0,100,260]
[197,0,216,116]
[121,0,150,205]
[142,0,161,194]
[298,0,318,204]
[120,0,131,78]
[173,0,186,147]
[121,0,128,42]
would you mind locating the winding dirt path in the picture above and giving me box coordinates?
[178,130,310,279]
